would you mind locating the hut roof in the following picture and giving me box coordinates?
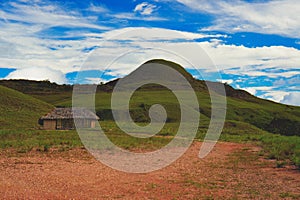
[41,107,99,120]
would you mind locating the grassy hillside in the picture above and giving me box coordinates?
[43,58,300,136]
[1,60,300,137]
[0,85,53,130]
[0,63,299,167]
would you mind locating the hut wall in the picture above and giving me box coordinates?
[43,119,97,130]
[43,120,56,130]
[61,119,75,130]
[91,120,96,128]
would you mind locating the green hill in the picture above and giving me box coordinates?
[94,59,300,136]
[0,85,53,130]
[0,61,300,167]
[1,59,300,136]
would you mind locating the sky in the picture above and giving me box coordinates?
[0,0,299,106]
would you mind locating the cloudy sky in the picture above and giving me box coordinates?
[0,0,299,106]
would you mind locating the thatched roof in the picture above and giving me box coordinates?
[41,107,99,120]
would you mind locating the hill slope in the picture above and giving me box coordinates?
[1,59,300,136]
[95,59,300,136]
[0,85,53,130]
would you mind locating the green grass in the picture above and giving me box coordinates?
[0,129,82,152]
[279,192,300,199]
[0,85,53,130]
[0,121,299,169]
[220,131,300,168]
[0,121,176,152]
[32,92,72,106]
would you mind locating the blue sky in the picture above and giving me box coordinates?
[0,0,299,106]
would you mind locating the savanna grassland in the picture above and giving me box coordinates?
[0,60,300,199]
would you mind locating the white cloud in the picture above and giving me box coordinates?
[1,23,299,81]
[243,87,257,96]
[5,67,67,84]
[1,1,109,30]
[239,86,275,96]
[176,0,300,38]
[85,77,108,84]
[252,86,275,91]
[217,79,233,84]
[274,76,300,87]
[134,2,157,15]
[199,43,300,75]
[260,90,290,103]
[98,31,299,78]
[0,30,88,73]
[113,12,166,21]
[0,6,299,106]
[281,92,300,106]
[88,3,108,13]
[101,27,226,41]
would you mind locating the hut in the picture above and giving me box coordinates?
[40,107,99,130]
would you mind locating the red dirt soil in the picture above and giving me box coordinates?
[0,142,299,199]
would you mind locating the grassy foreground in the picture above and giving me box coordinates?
[0,121,299,169]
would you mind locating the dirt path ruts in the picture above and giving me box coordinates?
[0,142,299,199]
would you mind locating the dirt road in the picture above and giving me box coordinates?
[1,142,299,199]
